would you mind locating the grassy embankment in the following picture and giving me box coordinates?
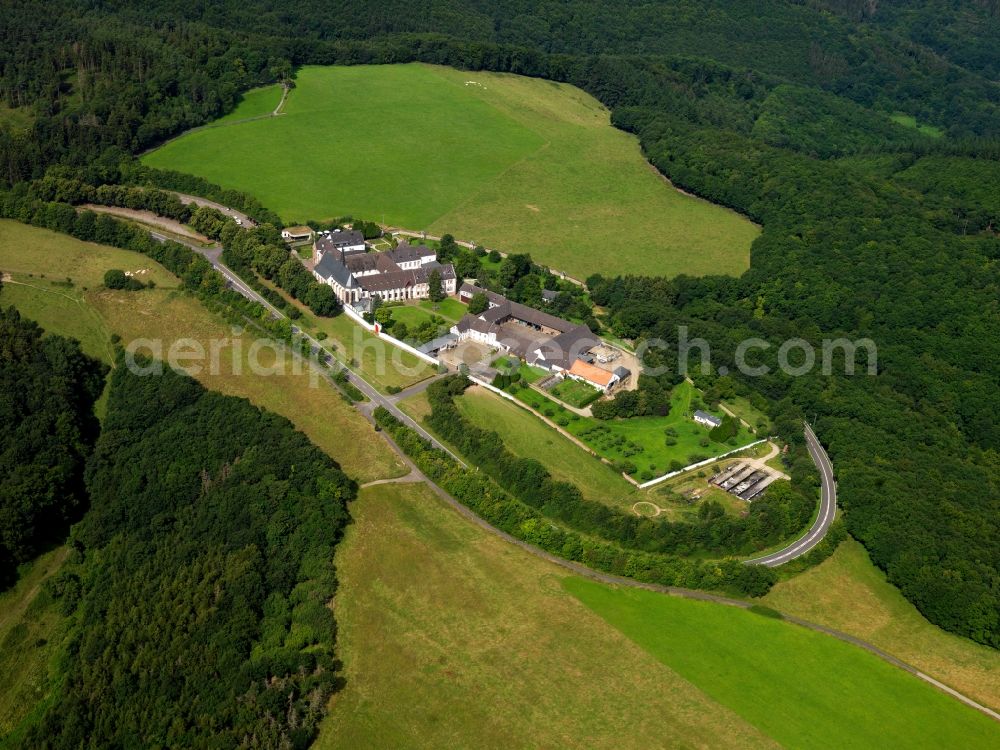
[567,577,999,749]
[143,63,759,279]
[764,539,1000,713]
[319,482,999,748]
[0,220,405,483]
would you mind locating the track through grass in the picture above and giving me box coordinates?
[143,64,759,279]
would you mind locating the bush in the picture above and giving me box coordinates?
[103,268,144,290]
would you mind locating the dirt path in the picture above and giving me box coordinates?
[360,469,422,488]
[273,84,289,115]
[80,205,211,243]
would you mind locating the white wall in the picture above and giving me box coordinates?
[342,304,440,366]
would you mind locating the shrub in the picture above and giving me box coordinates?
[103,268,144,291]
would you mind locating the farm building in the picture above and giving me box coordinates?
[693,410,723,428]
[565,359,619,392]
[315,228,366,255]
[451,284,602,373]
[281,225,314,242]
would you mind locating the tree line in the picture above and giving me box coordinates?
[374,399,778,598]
[424,376,816,558]
[0,308,106,587]
[24,359,354,748]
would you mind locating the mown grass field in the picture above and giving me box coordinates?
[143,63,759,279]
[764,539,1000,712]
[455,386,641,511]
[566,578,1000,749]
[318,482,777,749]
[549,376,601,407]
[0,221,405,483]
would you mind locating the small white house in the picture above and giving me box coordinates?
[281,225,314,242]
[693,410,722,428]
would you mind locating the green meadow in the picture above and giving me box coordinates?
[455,386,641,511]
[508,378,756,478]
[566,578,1000,749]
[143,64,759,279]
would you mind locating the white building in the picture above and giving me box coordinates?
[313,241,456,305]
[281,225,314,242]
[693,410,723,428]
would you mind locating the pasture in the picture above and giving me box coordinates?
[455,386,641,511]
[143,64,759,279]
[567,578,1000,749]
[764,539,1000,713]
[317,482,775,749]
[0,221,406,483]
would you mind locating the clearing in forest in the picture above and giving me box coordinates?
[143,64,759,279]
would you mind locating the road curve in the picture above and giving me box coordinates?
[745,421,836,567]
[149,231,464,466]
[145,219,1000,723]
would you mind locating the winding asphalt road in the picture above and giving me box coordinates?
[149,231,465,467]
[745,421,837,567]
[142,218,1000,723]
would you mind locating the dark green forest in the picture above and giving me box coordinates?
[0,0,998,648]
[0,306,106,588]
[27,360,354,748]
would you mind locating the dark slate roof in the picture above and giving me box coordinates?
[539,325,600,370]
[344,252,380,273]
[694,409,722,427]
[613,365,631,379]
[423,260,456,280]
[459,283,507,306]
[454,314,493,334]
[389,242,436,264]
[317,229,365,250]
[314,252,354,288]
[541,289,560,302]
[359,269,425,293]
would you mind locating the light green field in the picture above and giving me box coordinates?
[764,539,1000,712]
[143,64,759,279]
[890,113,944,138]
[417,296,465,321]
[456,386,641,511]
[0,548,68,743]
[549,377,601,407]
[214,85,283,123]
[0,103,34,132]
[566,578,1000,749]
[318,482,777,749]
[0,278,115,366]
[512,379,756,478]
[0,221,405,483]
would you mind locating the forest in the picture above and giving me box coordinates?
[0,306,106,588]
[25,358,355,748]
[0,0,997,648]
